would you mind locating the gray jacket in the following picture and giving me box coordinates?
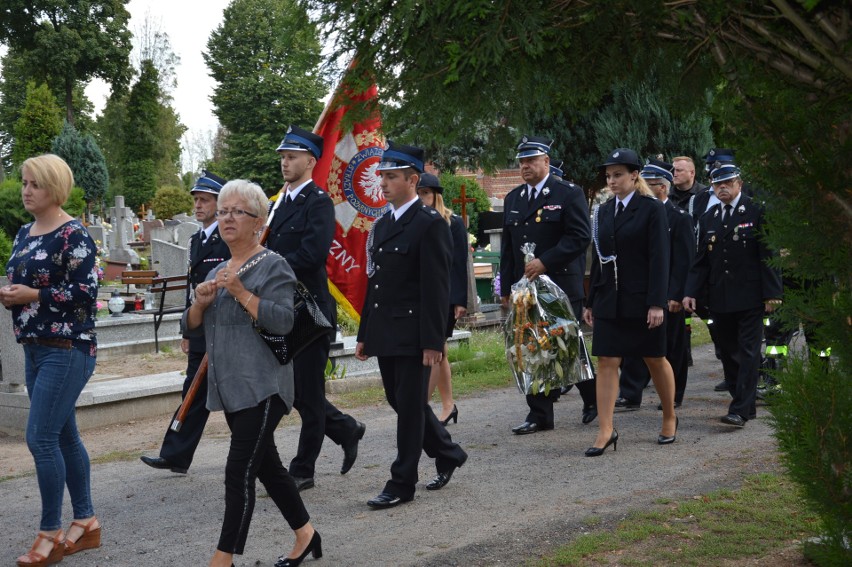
[182,250,296,413]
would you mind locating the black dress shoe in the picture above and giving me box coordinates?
[720,413,746,427]
[714,380,728,392]
[511,421,551,435]
[140,455,187,474]
[274,530,322,567]
[291,476,315,491]
[367,491,412,509]
[658,417,679,445]
[585,430,618,457]
[340,421,366,475]
[581,405,598,424]
[425,453,467,491]
[656,401,682,410]
[614,397,641,410]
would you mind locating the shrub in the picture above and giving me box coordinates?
[769,355,851,565]
[0,178,30,238]
[151,185,193,219]
[0,228,12,267]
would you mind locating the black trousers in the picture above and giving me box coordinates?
[219,396,309,555]
[377,356,467,500]
[619,310,689,404]
[160,350,209,470]
[712,307,764,420]
[289,333,361,478]
[525,298,597,426]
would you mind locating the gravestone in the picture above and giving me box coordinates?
[174,222,201,249]
[108,196,140,265]
[0,277,25,393]
[150,240,190,308]
[173,213,195,224]
[141,219,164,243]
[150,225,175,245]
[490,196,504,212]
[87,224,105,249]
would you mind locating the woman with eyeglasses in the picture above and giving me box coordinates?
[184,180,322,567]
[582,149,678,456]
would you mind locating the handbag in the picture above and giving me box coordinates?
[254,281,332,365]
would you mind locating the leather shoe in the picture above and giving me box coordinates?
[581,405,598,424]
[511,421,552,435]
[367,491,412,509]
[140,455,187,474]
[340,421,366,475]
[614,397,640,410]
[720,413,746,427]
[714,380,728,392]
[426,453,467,491]
[291,476,315,491]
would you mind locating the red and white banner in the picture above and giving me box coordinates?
[314,77,385,322]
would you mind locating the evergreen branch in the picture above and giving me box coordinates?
[813,8,844,44]
[770,0,852,81]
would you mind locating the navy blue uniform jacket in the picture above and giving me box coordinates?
[185,226,231,352]
[265,182,337,327]
[587,194,670,319]
[357,204,451,357]
[686,195,782,313]
[500,175,590,303]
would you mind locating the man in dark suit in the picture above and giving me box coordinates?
[500,136,596,434]
[355,141,468,509]
[616,160,694,410]
[265,125,365,491]
[684,163,783,427]
[141,171,231,474]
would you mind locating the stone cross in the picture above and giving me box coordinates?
[108,196,140,265]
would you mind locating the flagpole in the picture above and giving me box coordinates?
[312,57,358,133]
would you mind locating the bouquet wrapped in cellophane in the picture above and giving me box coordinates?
[504,243,592,395]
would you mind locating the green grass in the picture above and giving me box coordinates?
[331,329,512,409]
[536,473,820,566]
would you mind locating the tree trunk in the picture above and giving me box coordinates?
[65,77,75,125]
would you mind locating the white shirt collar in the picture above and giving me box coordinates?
[616,190,636,214]
[286,180,312,200]
[392,195,421,220]
[528,174,550,196]
[202,221,218,240]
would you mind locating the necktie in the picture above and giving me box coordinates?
[615,202,624,218]
[722,204,732,225]
[285,194,293,205]
[199,231,207,245]
[528,187,536,202]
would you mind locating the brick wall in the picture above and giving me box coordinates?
[457,168,522,200]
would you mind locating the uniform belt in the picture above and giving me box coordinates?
[20,337,73,350]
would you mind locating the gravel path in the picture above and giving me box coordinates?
[0,343,782,566]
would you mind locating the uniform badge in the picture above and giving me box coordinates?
[714,209,719,218]
[521,189,526,198]
[612,151,620,158]
[710,235,716,243]
[543,204,561,211]
[738,204,746,214]
[542,187,550,196]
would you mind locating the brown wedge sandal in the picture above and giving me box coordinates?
[16,530,64,567]
[64,517,101,555]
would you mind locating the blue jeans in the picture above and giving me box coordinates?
[24,344,96,531]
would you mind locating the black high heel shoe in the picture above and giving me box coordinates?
[657,417,679,445]
[585,430,618,457]
[274,530,322,567]
[440,404,458,426]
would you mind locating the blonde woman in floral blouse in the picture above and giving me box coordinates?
[2,154,101,566]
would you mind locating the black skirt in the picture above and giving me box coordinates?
[445,307,457,338]
[591,316,666,358]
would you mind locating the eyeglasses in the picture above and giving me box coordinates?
[216,208,258,219]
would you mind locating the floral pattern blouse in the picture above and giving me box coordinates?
[6,220,99,356]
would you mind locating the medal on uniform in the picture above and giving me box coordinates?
[710,235,716,243]
[733,226,740,241]
[732,235,739,241]
[536,209,542,223]
[708,244,713,251]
